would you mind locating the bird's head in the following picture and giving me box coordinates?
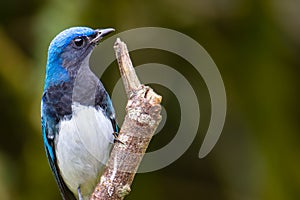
[44,27,114,89]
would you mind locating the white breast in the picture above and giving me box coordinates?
[55,103,114,198]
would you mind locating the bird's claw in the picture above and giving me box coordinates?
[113,132,125,145]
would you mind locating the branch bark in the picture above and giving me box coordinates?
[90,38,162,200]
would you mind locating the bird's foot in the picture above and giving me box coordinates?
[113,132,125,145]
[77,186,83,200]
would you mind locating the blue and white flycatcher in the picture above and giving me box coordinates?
[41,27,118,200]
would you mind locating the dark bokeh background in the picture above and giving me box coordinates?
[0,0,299,199]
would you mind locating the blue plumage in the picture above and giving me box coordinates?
[41,27,117,200]
[44,27,96,89]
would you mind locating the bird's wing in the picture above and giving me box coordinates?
[95,82,119,134]
[41,106,76,200]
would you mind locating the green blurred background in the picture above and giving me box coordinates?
[0,0,299,199]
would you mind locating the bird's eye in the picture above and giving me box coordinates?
[73,37,85,48]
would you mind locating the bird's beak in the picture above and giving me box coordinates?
[91,28,115,44]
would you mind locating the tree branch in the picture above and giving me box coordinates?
[90,38,162,200]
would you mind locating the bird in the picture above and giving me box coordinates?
[41,27,118,200]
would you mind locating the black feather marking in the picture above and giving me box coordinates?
[43,81,73,120]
